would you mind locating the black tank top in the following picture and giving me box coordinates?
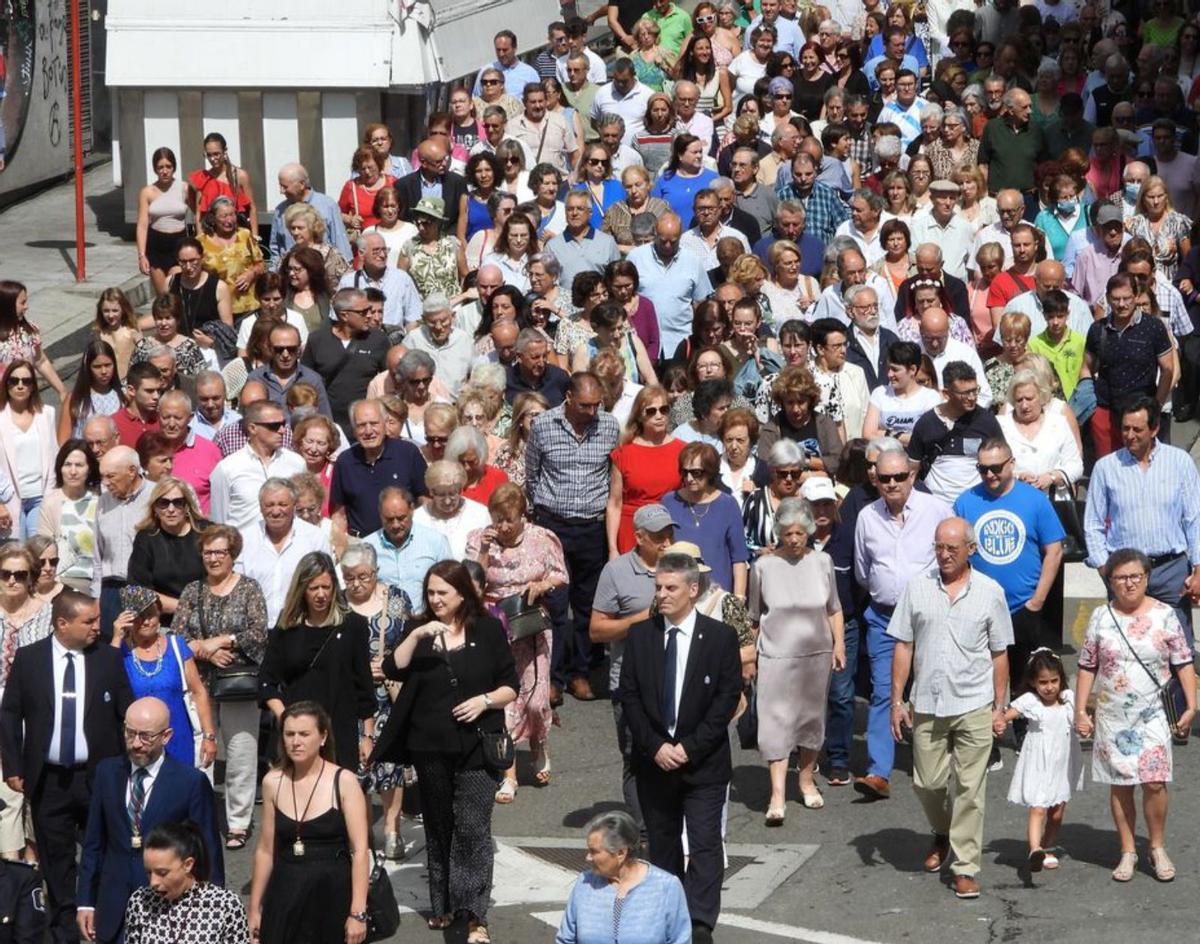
[170,273,221,335]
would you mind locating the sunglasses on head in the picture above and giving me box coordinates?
[876,472,909,484]
[154,496,188,510]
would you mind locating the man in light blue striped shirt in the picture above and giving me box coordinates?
[1084,395,1200,645]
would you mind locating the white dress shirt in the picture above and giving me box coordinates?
[49,637,88,766]
[924,337,995,409]
[237,518,332,628]
[126,751,166,811]
[909,210,977,282]
[663,607,697,738]
[209,446,306,531]
[812,274,899,331]
[591,82,655,145]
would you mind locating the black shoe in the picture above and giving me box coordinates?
[825,766,851,786]
[692,923,714,944]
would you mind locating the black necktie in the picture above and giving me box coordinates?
[662,626,679,732]
[60,653,76,767]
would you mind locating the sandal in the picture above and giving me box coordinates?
[534,750,552,787]
[1042,851,1060,870]
[1111,851,1137,882]
[800,789,825,810]
[494,778,517,804]
[225,831,249,850]
[427,915,453,930]
[1028,848,1046,873]
[467,920,491,944]
[765,806,786,826]
[1150,847,1176,882]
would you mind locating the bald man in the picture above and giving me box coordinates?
[455,263,505,338]
[82,414,120,462]
[1002,259,1095,339]
[93,448,154,639]
[396,138,468,231]
[888,516,1012,898]
[267,161,352,264]
[627,213,713,357]
[78,697,222,943]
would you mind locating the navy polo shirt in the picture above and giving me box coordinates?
[330,438,428,536]
[505,363,571,406]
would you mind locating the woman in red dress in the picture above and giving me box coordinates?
[606,385,686,557]
[187,132,258,233]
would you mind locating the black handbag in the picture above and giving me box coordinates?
[495,593,552,641]
[736,681,758,750]
[1052,478,1088,564]
[1107,605,1184,733]
[364,850,401,942]
[437,637,514,771]
[198,593,260,702]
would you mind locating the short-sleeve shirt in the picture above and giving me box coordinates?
[300,326,390,433]
[1084,312,1173,408]
[907,406,1004,505]
[330,438,429,537]
[978,118,1046,194]
[593,550,657,692]
[953,480,1066,612]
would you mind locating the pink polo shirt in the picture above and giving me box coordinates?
[172,433,222,513]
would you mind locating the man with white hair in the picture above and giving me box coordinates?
[731,149,778,237]
[1112,160,1150,221]
[909,180,976,281]
[190,371,240,442]
[83,415,121,462]
[92,446,154,638]
[157,390,222,513]
[596,114,643,173]
[979,89,1045,200]
[268,162,352,264]
[776,152,849,244]
[834,189,887,265]
[672,81,714,147]
[969,189,1026,273]
[844,284,899,389]
[680,189,749,269]
[337,232,422,329]
[812,246,898,329]
[403,295,474,395]
[1083,53,1133,128]
[758,123,801,188]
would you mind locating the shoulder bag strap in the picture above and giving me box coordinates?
[306,627,338,673]
[169,634,188,691]
[536,120,549,163]
[1105,604,1167,694]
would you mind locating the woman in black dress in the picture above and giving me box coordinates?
[126,476,207,627]
[248,701,371,944]
[372,560,518,944]
[258,552,376,772]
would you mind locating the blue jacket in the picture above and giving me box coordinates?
[78,754,223,943]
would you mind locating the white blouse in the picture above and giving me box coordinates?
[996,407,1083,489]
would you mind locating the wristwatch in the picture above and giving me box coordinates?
[349,911,368,924]
[201,733,217,742]
[482,692,494,708]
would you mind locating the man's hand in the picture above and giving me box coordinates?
[1024,598,1044,613]
[654,743,681,771]
[1184,566,1200,602]
[5,777,22,794]
[669,743,689,766]
[890,702,911,742]
[992,708,1007,737]
[78,910,96,942]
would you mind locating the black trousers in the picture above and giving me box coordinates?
[637,768,726,931]
[532,509,607,687]
[31,764,92,944]
[1007,605,1048,746]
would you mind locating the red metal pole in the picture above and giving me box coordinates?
[70,0,86,282]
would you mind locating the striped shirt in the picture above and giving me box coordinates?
[854,490,951,609]
[90,479,155,596]
[1083,441,1200,569]
[524,404,620,519]
[886,568,1013,718]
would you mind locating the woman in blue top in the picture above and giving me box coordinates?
[113,584,217,768]
[1033,173,1090,262]
[573,142,627,231]
[462,152,504,245]
[864,4,929,72]
[652,134,719,223]
[556,811,691,944]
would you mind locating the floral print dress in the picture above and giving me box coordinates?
[359,585,412,793]
[1125,210,1192,282]
[401,236,462,299]
[1078,601,1193,785]
[56,492,99,592]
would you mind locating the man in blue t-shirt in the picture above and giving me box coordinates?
[954,437,1065,758]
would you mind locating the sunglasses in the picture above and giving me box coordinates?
[976,461,1010,475]
[695,13,715,23]
[40,558,59,569]
[407,376,433,386]
[774,469,804,480]
[0,569,29,582]
[482,78,502,85]
[154,496,188,510]
[272,345,300,355]
[254,420,287,432]
[587,157,609,166]
[876,472,909,484]
[5,375,32,387]
[643,405,669,417]
[426,435,449,445]
[681,468,707,479]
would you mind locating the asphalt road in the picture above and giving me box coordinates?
[219,630,1200,944]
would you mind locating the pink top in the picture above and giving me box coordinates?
[172,434,223,513]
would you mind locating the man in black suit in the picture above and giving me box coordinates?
[0,590,133,944]
[77,697,223,944]
[894,244,970,321]
[617,550,741,944]
[396,139,469,233]
[844,283,899,389]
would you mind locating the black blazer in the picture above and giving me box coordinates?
[371,615,518,768]
[617,612,741,786]
[0,637,133,791]
[845,326,899,390]
[894,272,970,321]
[395,170,469,230]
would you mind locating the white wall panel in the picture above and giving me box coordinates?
[321,93,360,198]
[142,91,181,181]
[262,93,300,194]
[202,91,241,165]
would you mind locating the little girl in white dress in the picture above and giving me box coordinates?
[1004,648,1084,872]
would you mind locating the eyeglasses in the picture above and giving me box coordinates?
[642,405,669,417]
[154,496,188,511]
[774,468,803,479]
[681,468,707,479]
[0,569,28,583]
[124,726,168,743]
[5,375,32,387]
[933,543,970,553]
[344,572,376,585]
[202,548,231,559]
[876,472,909,484]
[1111,573,1147,584]
[976,459,1011,475]
[253,420,286,432]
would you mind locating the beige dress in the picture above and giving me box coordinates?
[748,550,840,759]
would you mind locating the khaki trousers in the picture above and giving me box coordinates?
[911,704,993,877]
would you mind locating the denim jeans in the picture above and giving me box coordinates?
[823,616,861,769]
[18,496,41,541]
[1067,377,1096,427]
[864,605,897,780]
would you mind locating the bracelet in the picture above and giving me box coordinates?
[201,733,217,742]
[891,700,905,708]
[348,911,368,924]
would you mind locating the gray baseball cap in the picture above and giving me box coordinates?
[633,504,674,533]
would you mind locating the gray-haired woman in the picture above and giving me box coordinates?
[396,349,445,445]
[412,459,491,559]
[446,425,510,505]
[342,541,413,860]
[748,496,845,824]
[741,439,808,554]
[555,810,691,944]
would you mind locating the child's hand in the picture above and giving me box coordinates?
[1074,711,1093,739]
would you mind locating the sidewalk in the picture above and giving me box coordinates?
[0,159,150,388]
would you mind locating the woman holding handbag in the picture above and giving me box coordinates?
[342,542,414,862]
[465,483,568,806]
[370,561,517,943]
[175,524,270,850]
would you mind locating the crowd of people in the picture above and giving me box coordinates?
[3,0,1200,939]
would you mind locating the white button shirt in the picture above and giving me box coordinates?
[209,446,306,532]
[48,637,88,766]
[663,608,697,738]
[237,518,332,628]
[909,210,978,282]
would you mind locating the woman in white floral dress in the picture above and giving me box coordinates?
[1075,548,1197,883]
